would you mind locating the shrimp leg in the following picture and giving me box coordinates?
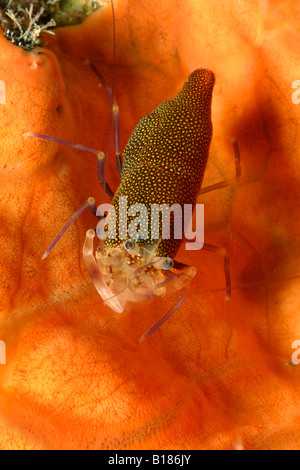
[138,243,231,343]
[202,243,231,300]
[199,139,241,195]
[139,293,187,343]
[90,63,122,178]
[42,198,97,260]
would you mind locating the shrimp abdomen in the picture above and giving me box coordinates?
[104,69,215,257]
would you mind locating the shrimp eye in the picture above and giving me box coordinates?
[124,239,136,252]
[162,258,174,270]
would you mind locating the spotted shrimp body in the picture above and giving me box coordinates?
[105,69,214,257]
[92,69,215,313]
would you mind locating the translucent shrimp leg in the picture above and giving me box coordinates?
[138,261,197,342]
[196,141,237,301]
[97,151,114,201]
[202,243,231,300]
[139,293,187,343]
[138,244,230,343]
[199,139,241,195]
[42,197,97,260]
[23,132,115,201]
[90,63,122,178]
[23,132,103,158]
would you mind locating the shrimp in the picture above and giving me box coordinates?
[25,0,241,342]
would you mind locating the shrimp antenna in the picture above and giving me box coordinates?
[101,0,117,205]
